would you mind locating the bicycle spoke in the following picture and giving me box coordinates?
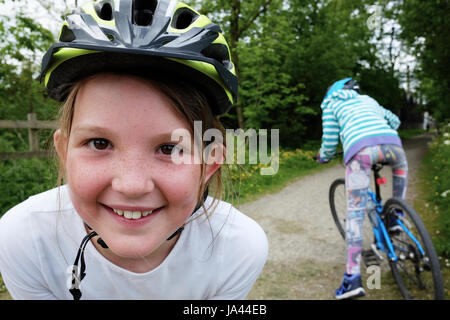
[384,198,444,299]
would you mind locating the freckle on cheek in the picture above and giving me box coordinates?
[68,166,102,195]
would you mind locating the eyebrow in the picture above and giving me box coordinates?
[71,125,185,142]
[71,125,113,136]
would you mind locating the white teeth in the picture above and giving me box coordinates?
[124,211,133,219]
[112,208,155,220]
[142,210,153,216]
[132,211,141,220]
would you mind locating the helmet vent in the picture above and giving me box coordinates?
[172,8,198,29]
[95,1,113,21]
[59,25,76,42]
[132,0,157,26]
[201,43,229,64]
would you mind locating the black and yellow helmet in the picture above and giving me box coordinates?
[40,0,238,115]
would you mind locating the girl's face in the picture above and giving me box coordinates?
[54,74,219,270]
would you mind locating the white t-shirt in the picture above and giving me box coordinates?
[0,185,268,300]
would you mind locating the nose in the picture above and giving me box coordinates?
[111,153,155,198]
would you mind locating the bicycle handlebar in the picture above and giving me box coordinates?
[312,151,343,161]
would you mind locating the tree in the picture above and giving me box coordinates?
[0,12,55,117]
[192,0,278,129]
[0,7,57,152]
[191,0,409,143]
[281,0,381,137]
[396,0,450,125]
[238,4,312,146]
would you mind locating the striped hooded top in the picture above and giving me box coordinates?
[319,89,402,164]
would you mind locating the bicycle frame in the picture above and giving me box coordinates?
[368,190,398,261]
[367,164,425,261]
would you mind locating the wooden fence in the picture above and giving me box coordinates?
[0,113,57,160]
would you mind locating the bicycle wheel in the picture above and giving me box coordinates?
[329,178,346,239]
[329,179,376,254]
[383,197,444,300]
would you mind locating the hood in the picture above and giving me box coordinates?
[320,89,360,110]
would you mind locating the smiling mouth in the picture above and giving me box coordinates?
[102,205,162,220]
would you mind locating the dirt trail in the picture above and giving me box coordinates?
[241,133,433,300]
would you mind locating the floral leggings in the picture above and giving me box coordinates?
[345,144,408,275]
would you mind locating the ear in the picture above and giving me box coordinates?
[203,143,225,183]
[53,129,68,166]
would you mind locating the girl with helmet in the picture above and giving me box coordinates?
[316,78,408,299]
[0,0,268,300]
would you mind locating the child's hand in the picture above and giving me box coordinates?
[315,152,329,164]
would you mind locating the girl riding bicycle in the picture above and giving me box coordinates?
[316,77,408,299]
[0,0,268,299]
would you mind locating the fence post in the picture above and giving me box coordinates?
[28,113,39,152]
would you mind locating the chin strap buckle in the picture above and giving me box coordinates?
[69,230,97,300]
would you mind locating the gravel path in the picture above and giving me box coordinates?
[241,133,433,299]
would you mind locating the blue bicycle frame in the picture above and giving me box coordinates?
[367,188,425,262]
[367,163,426,262]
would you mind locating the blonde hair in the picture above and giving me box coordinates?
[54,73,228,222]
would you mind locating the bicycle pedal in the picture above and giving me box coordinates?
[423,258,432,271]
[362,249,381,267]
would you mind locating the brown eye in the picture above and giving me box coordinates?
[89,138,110,150]
[159,144,180,155]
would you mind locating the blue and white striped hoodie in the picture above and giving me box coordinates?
[319,89,402,164]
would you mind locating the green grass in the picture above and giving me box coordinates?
[398,128,426,140]
[0,274,11,300]
[0,157,58,215]
[418,129,450,257]
[414,126,450,299]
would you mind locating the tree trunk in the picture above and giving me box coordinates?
[230,0,245,129]
[231,44,245,129]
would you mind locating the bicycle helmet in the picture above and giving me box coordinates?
[40,0,238,115]
[324,77,360,101]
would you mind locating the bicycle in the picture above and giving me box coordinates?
[325,153,444,299]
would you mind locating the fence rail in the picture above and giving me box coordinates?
[0,151,53,161]
[0,119,57,129]
[0,113,57,160]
